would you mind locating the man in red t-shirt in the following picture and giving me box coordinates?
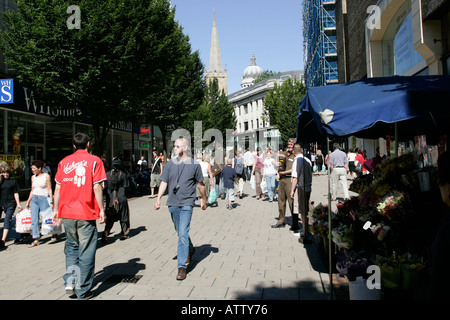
[53,132,106,300]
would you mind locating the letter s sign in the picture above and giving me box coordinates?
[0,79,14,104]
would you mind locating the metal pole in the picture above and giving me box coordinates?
[327,136,333,300]
[394,122,398,157]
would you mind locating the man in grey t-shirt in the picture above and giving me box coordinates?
[329,143,350,200]
[154,137,208,280]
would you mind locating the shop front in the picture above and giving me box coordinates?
[0,79,147,192]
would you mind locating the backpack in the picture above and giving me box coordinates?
[235,158,244,175]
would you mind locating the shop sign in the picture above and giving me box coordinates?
[0,154,21,169]
[0,79,14,104]
[263,129,280,138]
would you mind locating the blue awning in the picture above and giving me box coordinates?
[297,75,450,144]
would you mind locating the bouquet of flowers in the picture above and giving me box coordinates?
[359,181,392,207]
[309,203,331,238]
[375,253,401,289]
[348,174,374,193]
[332,224,354,249]
[364,221,390,241]
[336,251,373,281]
[398,253,426,290]
[376,191,409,222]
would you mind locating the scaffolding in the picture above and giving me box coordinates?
[303,0,339,87]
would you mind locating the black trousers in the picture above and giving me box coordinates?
[297,187,311,234]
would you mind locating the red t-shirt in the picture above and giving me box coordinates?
[55,150,107,220]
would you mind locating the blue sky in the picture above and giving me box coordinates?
[170,0,304,94]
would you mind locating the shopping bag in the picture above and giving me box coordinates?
[50,220,63,235]
[322,165,326,172]
[15,208,32,234]
[313,165,318,172]
[40,207,54,236]
[250,175,255,189]
[260,178,268,194]
[40,207,63,235]
[208,189,217,204]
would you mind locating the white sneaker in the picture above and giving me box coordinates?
[293,232,300,237]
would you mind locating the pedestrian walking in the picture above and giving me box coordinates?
[234,150,246,199]
[347,148,357,179]
[263,150,277,202]
[243,148,253,181]
[197,153,213,208]
[315,149,324,173]
[272,138,295,228]
[53,132,107,300]
[102,157,130,243]
[25,159,54,247]
[221,157,237,210]
[154,137,208,281]
[329,143,350,200]
[0,166,23,249]
[149,151,163,198]
[290,144,313,244]
[252,147,265,200]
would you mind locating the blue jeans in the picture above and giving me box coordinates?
[2,206,16,230]
[62,219,98,299]
[30,195,49,239]
[265,174,276,201]
[168,206,194,269]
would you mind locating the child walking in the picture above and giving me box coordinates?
[221,157,237,210]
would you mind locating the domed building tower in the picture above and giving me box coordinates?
[241,52,264,89]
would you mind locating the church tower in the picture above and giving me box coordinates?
[205,10,228,95]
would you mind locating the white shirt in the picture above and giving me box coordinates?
[348,152,357,162]
[292,154,312,179]
[243,151,254,166]
[263,157,277,175]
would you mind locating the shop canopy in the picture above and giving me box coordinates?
[297,75,450,144]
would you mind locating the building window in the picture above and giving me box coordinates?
[244,122,249,131]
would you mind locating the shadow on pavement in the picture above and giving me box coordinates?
[187,244,219,274]
[92,258,146,296]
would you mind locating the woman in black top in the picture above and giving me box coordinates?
[1,167,23,249]
[101,158,130,243]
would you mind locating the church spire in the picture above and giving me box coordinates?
[205,9,228,95]
[208,9,223,73]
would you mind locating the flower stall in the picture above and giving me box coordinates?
[311,151,444,299]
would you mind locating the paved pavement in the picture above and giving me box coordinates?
[0,172,357,301]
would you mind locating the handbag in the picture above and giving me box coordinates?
[16,208,32,234]
[355,161,362,174]
[211,163,222,176]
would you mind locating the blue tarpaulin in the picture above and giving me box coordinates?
[297,75,450,144]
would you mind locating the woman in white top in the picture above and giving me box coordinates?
[25,160,54,247]
[347,149,357,179]
[263,151,277,202]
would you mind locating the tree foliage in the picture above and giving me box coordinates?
[0,0,203,156]
[263,77,306,145]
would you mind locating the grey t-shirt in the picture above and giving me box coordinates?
[160,157,204,207]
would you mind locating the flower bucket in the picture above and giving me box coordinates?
[348,276,381,300]
[380,264,401,289]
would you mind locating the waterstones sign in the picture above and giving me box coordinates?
[0,79,14,104]
[2,80,135,133]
